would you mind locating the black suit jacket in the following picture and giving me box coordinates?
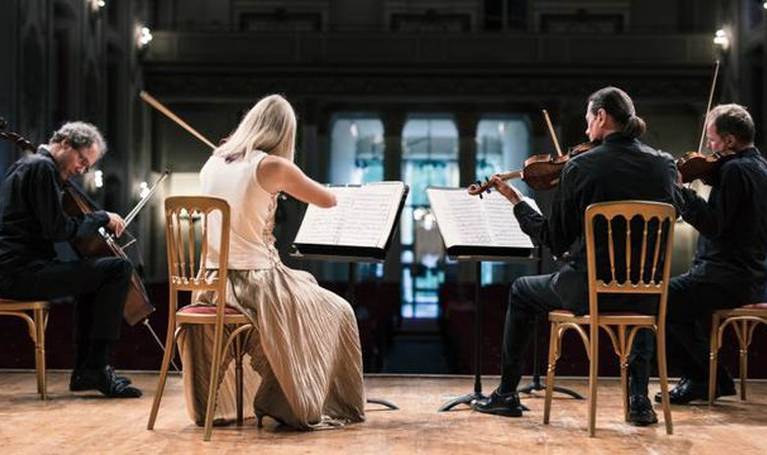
[513,132,678,314]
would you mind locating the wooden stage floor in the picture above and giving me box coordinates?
[0,372,766,454]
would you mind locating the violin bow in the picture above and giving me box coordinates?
[542,109,564,157]
[697,60,720,154]
[123,169,171,231]
[140,91,216,150]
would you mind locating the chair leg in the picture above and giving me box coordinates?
[147,323,179,430]
[708,316,720,405]
[33,308,47,400]
[656,327,673,435]
[739,320,749,401]
[620,359,629,422]
[588,325,598,437]
[618,325,628,422]
[235,337,244,426]
[543,322,559,425]
[203,314,227,441]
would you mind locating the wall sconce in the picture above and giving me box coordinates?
[713,28,730,51]
[763,2,767,10]
[136,25,153,49]
[94,170,104,189]
[88,0,106,13]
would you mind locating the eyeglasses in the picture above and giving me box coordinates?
[73,147,95,174]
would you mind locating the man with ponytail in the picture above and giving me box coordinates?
[474,87,678,426]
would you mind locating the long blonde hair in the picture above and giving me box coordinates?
[215,94,296,162]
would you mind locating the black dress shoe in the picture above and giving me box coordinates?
[70,365,131,388]
[628,395,658,426]
[654,376,736,405]
[69,366,142,398]
[472,390,525,417]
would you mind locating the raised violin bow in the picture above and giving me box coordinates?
[697,60,720,154]
[140,91,216,150]
[542,109,564,157]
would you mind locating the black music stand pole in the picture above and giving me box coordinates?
[438,260,486,411]
[346,262,399,410]
[517,247,583,399]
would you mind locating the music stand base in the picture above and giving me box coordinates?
[367,398,399,410]
[518,377,583,400]
[438,391,486,412]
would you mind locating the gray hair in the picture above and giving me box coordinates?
[49,121,107,156]
[708,104,755,145]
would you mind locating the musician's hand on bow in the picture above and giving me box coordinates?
[106,212,126,238]
[489,174,523,205]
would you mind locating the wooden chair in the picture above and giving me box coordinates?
[708,303,767,404]
[542,201,675,436]
[147,196,253,441]
[0,299,49,399]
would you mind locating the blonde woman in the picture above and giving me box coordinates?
[177,94,365,429]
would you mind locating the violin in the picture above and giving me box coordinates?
[467,140,598,196]
[677,150,737,185]
[468,109,598,197]
[0,118,160,326]
[676,61,722,185]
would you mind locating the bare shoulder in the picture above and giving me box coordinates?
[258,154,291,172]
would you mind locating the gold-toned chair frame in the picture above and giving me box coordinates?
[147,196,253,441]
[0,300,50,399]
[542,201,675,436]
[708,307,767,404]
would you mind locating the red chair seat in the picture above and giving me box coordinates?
[742,302,767,309]
[178,305,243,315]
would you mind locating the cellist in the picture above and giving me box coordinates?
[473,87,677,426]
[0,122,141,398]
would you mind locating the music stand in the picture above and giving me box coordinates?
[438,255,535,412]
[517,247,583,399]
[290,251,399,411]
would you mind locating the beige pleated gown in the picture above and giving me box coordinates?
[177,151,366,430]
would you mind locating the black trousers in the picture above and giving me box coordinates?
[0,257,132,344]
[663,272,754,382]
[500,273,655,396]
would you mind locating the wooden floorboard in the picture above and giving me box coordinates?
[0,372,766,454]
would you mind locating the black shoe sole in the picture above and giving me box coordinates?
[628,418,658,427]
[655,389,736,405]
[473,406,523,417]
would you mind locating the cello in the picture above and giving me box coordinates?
[0,119,169,330]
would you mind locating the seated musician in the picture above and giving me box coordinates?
[657,104,767,404]
[473,87,677,426]
[177,94,365,429]
[0,122,140,398]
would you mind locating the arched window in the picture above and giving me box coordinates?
[329,115,386,280]
[476,116,532,285]
[401,116,459,318]
[330,116,384,184]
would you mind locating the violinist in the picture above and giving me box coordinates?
[473,87,677,426]
[658,104,767,404]
[0,122,141,398]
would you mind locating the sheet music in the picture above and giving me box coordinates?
[427,188,539,249]
[294,182,406,248]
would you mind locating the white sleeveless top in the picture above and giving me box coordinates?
[199,151,279,269]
